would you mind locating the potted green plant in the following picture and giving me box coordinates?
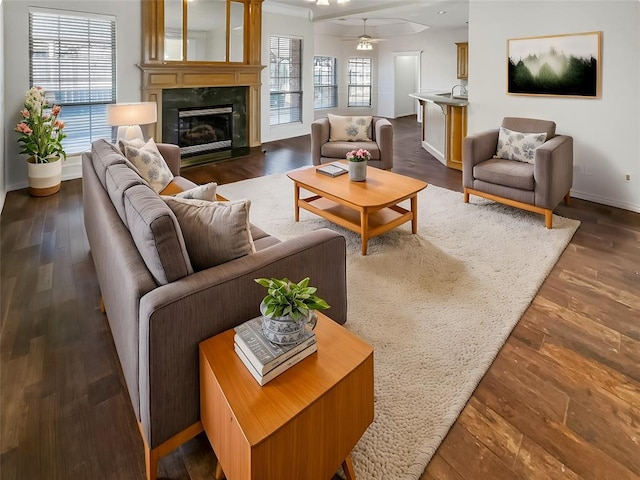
[15,86,67,196]
[346,148,371,182]
[255,277,330,345]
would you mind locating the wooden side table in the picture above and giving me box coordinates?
[199,312,374,480]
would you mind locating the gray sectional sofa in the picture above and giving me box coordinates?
[82,139,347,479]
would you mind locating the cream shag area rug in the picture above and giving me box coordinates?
[217,173,580,480]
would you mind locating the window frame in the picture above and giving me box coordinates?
[29,8,117,155]
[269,35,303,126]
[313,56,337,110]
[347,57,372,108]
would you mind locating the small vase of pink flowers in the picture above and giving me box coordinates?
[346,148,371,182]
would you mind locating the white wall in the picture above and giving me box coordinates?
[312,32,379,118]
[261,8,316,142]
[468,0,640,212]
[3,0,142,192]
[377,27,468,118]
[0,0,6,212]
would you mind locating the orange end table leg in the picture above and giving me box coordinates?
[342,454,356,480]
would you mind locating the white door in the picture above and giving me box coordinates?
[394,54,419,118]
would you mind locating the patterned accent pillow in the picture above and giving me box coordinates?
[123,138,174,193]
[328,114,373,142]
[117,137,146,155]
[495,127,547,164]
[174,182,218,201]
[162,197,256,270]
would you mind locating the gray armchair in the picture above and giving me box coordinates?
[463,117,573,229]
[311,116,394,170]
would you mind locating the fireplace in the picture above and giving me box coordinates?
[162,86,250,167]
[178,105,233,158]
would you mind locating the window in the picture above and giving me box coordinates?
[347,57,372,107]
[269,36,302,125]
[313,56,337,109]
[29,9,116,154]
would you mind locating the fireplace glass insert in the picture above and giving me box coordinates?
[178,105,233,158]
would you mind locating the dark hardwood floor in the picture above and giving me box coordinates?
[1,116,639,480]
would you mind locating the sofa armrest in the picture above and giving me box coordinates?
[534,135,573,209]
[157,143,181,177]
[374,118,394,170]
[311,118,330,165]
[137,228,347,448]
[462,129,499,188]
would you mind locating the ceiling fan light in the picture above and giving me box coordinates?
[316,0,330,5]
[356,39,373,51]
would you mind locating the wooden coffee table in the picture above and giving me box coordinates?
[287,162,428,254]
[199,312,374,480]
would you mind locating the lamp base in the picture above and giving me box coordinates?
[116,125,144,142]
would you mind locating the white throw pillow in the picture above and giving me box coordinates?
[162,197,256,270]
[328,114,373,142]
[495,127,547,164]
[123,138,174,193]
[117,137,146,155]
[174,182,218,201]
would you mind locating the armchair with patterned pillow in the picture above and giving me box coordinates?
[311,114,394,170]
[463,117,573,228]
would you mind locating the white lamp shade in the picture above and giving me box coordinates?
[106,102,157,127]
[107,102,157,141]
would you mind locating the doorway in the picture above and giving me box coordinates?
[393,51,421,118]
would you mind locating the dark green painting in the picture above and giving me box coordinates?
[507,32,601,98]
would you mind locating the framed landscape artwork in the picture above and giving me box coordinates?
[507,31,602,98]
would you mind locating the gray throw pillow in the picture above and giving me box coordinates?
[162,197,256,270]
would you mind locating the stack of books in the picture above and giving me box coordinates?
[234,316,317,386]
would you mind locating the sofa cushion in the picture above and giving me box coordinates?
[123,138,174,193]
[105,163,150,226]
[474,158,535,191]
[328,114,372,142]
[91,139,141,189]
[124,185,193,285]
[321,141,380,160]
[495,127,547,164]
[162,197,256,270]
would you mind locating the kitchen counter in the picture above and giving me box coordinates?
[409,91,468,107]
[410,91,468,171]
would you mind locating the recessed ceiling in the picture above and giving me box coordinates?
[266,0,469,36]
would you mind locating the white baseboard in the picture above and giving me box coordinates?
[421,140,446,167]
[570,189,640,214]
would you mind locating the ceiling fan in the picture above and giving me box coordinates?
[341,19,386,50]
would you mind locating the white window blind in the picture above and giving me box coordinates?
[29,10,116,154]
[314,56,337,109]
[269,36,302,125]
[348,57,372,107]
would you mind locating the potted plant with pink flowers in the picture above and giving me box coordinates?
[15,86,67,196]
[346,148,371,182]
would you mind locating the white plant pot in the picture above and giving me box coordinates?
[348,160,367,182]
[27,157,62,196]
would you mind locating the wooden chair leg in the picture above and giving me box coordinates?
[544,210,553,229]
[215,461,225,480]
[342,454,356,480]
[143,443,159,480]
[564,192,571,205]
[463,189,469,203]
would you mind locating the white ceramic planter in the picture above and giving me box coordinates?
[27,157,62,196]
[348,160,367,181]
[260,301,315,345]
